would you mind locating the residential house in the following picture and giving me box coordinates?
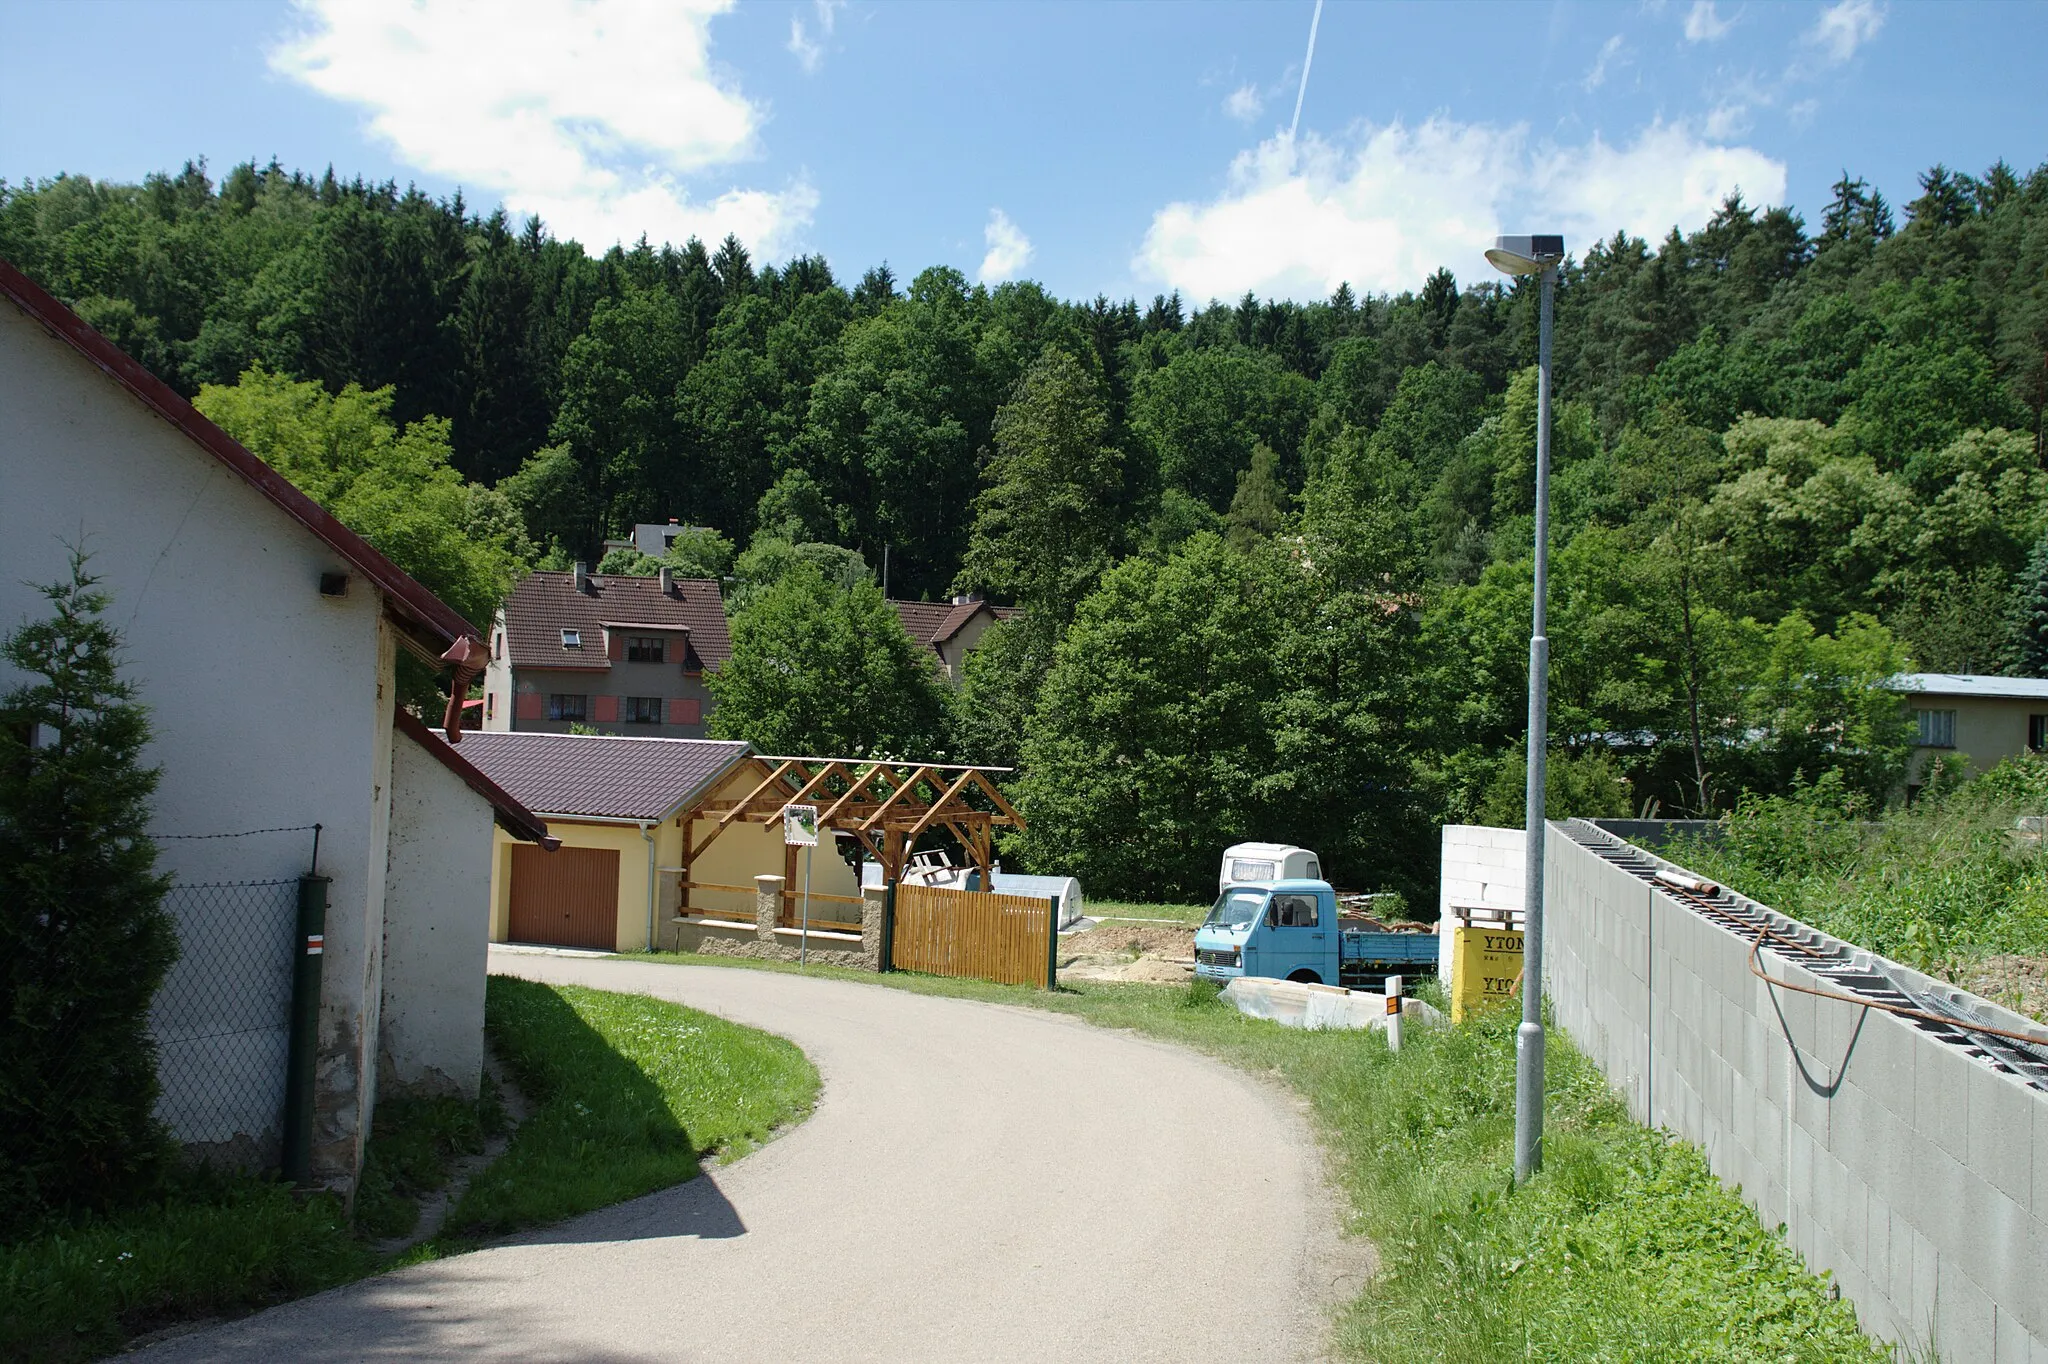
[453,732,868,955]
[1888,672,2048,793]
[604,518,716,558]
[1,258,553,1192]
[482,563,731,738]
[890,594,1020,684]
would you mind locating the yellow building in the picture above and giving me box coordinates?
[1889,673,2048,794]
[454,732,865,952]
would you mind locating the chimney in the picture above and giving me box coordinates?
[659,566,676,597]
[952,591,981,606]
[573,561,590,594]
[668,517,680,525]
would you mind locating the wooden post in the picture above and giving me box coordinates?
[782,839,798,928]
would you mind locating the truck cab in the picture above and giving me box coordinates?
[1195,879,1337,985]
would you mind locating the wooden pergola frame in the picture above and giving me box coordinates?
[673,755,1024,919]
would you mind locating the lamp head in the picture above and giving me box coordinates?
[1485,234,1566,277]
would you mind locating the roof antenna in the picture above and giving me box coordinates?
[1290,0,1324,143]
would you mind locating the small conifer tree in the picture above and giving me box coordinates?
[0,550,177,1233]
[2005,532,2048,677]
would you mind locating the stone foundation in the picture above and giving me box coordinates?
[664,874,883,970]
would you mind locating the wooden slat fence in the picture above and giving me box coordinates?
[890,883,1057,988]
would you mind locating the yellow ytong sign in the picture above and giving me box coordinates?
[1450,925,1524,1022]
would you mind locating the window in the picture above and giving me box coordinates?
[627,636,666,663]
[2032,715,2048,754]
[485,692,495,721]
[1228,857,1277,884]
[493,631,504,659]
[1915,708,1956,748]
[1268,893,1320,928]
[624,696,663,724]
[548,694,587,722]
[560,627,582,649]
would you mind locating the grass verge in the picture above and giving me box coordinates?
[625,947,1885,1362]
[438,975,818,1240]
[2,978,818,1360]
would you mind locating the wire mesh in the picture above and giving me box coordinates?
[148,878,299,1166]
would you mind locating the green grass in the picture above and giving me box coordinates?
[0,1172,373,1362]
[1086,898,1209,925]
[439,976,818,1239]
[1,979,817,1360]
[625,949,1886,1361]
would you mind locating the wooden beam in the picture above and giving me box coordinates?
[965,770,1024,825]
[719,759,799,828]
[860,766,936,832]
[779,760,847,811]
[900,768,977,841]
[818,763,895,828]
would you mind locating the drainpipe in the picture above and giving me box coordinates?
[640,821,658,952]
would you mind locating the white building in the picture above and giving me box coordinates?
[0,259,554,1193]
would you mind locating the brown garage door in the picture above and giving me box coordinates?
[508,844,620,949]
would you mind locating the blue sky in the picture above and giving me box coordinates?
[4,0,2043,303]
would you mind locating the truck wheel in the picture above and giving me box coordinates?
[1286,968,1322,984]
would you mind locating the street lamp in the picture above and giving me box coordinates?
[1487,232,1564,1184]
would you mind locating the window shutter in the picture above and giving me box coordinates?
[514,691,543,721]
[606,629,624,661]
[593,694,619,723]
[670,697,701,726]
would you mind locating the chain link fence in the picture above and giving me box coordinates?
[147,878,301,1169]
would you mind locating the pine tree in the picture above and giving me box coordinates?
[2005,532,2048,677]
[0,551,177,1233]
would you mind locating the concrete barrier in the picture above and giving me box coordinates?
[1542,819,2048,1360]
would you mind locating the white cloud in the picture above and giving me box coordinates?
[1224,83,1265,123]
[979,208,1033,284]
[788,0,843,75]
[1806,0,1884,63]
[1583,35,1626,92]
[1684,1,1735,42]
[1704,103,1750,139]
[1136,118,1786,302]
[272,0,817,256]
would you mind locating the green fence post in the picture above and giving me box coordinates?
[282,875,328,1186]
[1045,895,1059,991]
[880,881,897,973]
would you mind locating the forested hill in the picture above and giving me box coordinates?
[6,156,2048,897]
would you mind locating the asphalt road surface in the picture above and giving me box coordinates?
[142,952,1358,1362]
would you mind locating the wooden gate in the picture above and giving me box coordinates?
[508,844,620,950]
[889,883,1057,988]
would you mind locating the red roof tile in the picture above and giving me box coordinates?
[888,598,1022,652]
[449,731,751,822]
[501,571,731,673]
[0,257,480,651]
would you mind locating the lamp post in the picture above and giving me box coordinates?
[1486,233,1564,1183]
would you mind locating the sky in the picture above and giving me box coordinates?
[3,0,2044,304]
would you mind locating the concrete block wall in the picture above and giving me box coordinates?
[1543,820,2048,1360]
[1437,825,1526,983]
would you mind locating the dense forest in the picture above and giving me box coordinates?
[6,155,2048,900]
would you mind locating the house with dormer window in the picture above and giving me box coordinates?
[481,563,732,738]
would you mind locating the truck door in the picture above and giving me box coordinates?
[1261,890,1327,982]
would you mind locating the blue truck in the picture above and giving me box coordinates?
[1193,878,1439,990]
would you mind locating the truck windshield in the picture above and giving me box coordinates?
[1204,890,1265,928]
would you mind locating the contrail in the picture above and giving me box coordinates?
[1289,0,1324,141]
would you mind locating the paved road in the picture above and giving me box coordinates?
[144,953,1359,1363]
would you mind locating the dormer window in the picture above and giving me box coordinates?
[627,636,666,663]
[561,628,582,649]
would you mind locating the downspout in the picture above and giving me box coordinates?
[438,636,489,743]
[641,820,658,952]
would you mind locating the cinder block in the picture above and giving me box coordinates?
[1967,1061,2042,1213]
[1934,1257,1998,1364]
[1964,1184,2043,1342]
[2036,1082,2048,1221]
[1996,1305,2033,1364]
[1892,1211,1938,1340]
[1849,1007,1917,1124]
[1916,1038,1975,1165]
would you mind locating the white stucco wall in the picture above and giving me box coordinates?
[380,729,495,1099]
[1,299,397,1186]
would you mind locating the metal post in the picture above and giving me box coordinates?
[1385,974,1404,1053]
[1514,263,1556,1184]
[880,881,897,972]
[799,843,812,966]
[282,874,328,1186]
[1045,895,1060,991]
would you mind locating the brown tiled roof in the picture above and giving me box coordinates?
[889,598,1021,651]
[393,710,556,846]
[501,571,731,673]
[0,257,480,652]
[449,732,751,822]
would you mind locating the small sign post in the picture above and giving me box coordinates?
[1385,974,1404,1053]
[784,804,819,965]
